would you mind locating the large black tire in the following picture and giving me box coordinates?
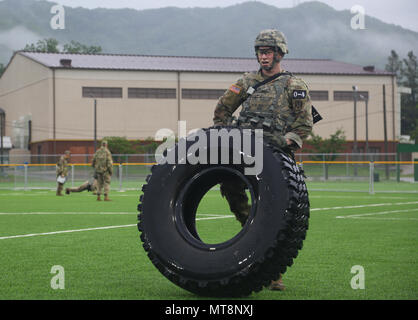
[137,127,310,297]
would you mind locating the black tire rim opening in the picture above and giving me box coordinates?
[174,166,258,251]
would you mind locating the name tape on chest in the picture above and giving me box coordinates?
[292,90,307,99]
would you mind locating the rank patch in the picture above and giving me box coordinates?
[292,90,307,99]
[229,84,242,95]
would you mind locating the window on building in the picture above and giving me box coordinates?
[82,87,123,98]
[182,89,226,100]
[334,91,369,101]
[309,90,329,101]
[128,88,176,99]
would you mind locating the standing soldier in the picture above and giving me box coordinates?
[92,140,113,201]
[56,150,71,196]
[213,29,314,291]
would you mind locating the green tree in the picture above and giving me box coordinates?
[400,51,418,137]
[385,50,403,85]
[101,137,135,163]
[307,129,347,180]
[0,63,5,77]
[63,40,102,54]
[23,38,59,53]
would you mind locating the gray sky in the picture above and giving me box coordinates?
[37,0,418,32]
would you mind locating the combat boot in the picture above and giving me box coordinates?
[269,274,285,291]
[104,194,111,201]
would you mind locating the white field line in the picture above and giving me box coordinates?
[2,201,417,216]
[0,214,234,240]
[336,208,418,220]
[310,201,418,212]
[0,212,135,215]
[1,201,417,240]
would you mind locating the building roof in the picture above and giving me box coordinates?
[18,51,393,76]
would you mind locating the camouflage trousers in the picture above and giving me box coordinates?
[96,172,111,195]
[67,180,97,193]
[56,175,67,195]
[220,178,251,227]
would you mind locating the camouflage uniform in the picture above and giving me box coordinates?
[213,29,313,226]
[92,142,113,201]
[66,178,97,194]
[56,151,71,196]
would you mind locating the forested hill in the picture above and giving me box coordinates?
[1,0,417,69]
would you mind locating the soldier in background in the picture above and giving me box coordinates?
[66,177,98,195]
[213,29,313,291]
[56,150,71,196]
[92,140,113,201]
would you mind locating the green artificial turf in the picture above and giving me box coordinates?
[0,186,417,300]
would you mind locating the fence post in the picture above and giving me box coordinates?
[71,165,74,187]
[24,164,28,191]
[119,163,123,192]
[396,153,400,183]
[369,161,375,194]
[14,166,17,190]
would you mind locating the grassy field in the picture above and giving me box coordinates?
[0,184,417,300]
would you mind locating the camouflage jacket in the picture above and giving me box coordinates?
[56,155,70,177]
[213,70,313,149]
[92,147,113,175]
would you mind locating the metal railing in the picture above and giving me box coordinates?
[0,153,416,194]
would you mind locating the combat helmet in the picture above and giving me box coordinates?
[254,29,289,54]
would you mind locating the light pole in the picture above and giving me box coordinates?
[352,86,358,176]
[86,93,97,153]
[359,94,369,156]
[352,86,358,153]
[0,108,4,168]
[94,98,97,153]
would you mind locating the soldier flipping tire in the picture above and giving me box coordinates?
[137,127,310,297]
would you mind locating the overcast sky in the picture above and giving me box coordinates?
[36,0,418,32]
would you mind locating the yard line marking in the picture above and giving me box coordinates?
[0,212,136,215]
[0,224,137,240]
[311,201,418,212]
[309,195,410,200]
[336,208,418,219]
[1,201,417,216]
[0,212,231,216]
[0,215,235,240]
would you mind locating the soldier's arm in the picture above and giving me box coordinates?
[56,157,64,176]
[213,78,247,126]
[107,151,113,175]
[285,78,313,149]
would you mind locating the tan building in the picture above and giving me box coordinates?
[0,51,398,155]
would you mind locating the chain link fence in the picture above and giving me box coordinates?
[0,153,417,194]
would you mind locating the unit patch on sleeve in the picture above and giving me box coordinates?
[292,90,307,99]
[229,84,242,95]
